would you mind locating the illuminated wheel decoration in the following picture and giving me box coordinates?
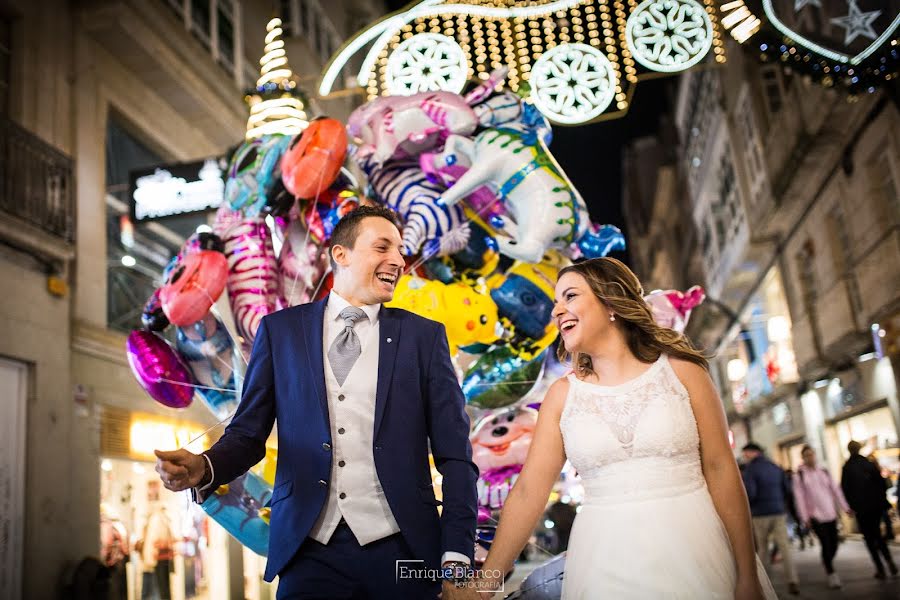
[385,33,468,96]
[529,43,617,125]
[625,0,713,73]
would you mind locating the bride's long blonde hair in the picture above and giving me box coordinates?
[556,257,709,377]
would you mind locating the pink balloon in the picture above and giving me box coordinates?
[222,216,278,348]
[347,91,479,164]
[126,330,195,409]
[159,250,229,327]
[470,406,537,473]
[644,286,706,333]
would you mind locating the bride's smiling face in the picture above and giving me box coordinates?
[552,271,614,354]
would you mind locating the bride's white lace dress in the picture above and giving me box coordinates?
[559,354,777,599]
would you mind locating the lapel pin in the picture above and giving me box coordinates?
[386,337,393,343]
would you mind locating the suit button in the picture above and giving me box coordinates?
[338,460,346,467]
[322,443,331,451]
[318,479,327,487]
[338,394,345,401]
[339,492,347,500]
[338,427,346,435]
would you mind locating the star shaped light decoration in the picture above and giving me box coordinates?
[830,0,881,46]
[793,0,822,11]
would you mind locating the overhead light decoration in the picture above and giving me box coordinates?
[719,0,899,93]
[386,32,469,94]
[318,0,725,125]
[626,0,715,72]
[245,18,310,139]
[529,42,618,123]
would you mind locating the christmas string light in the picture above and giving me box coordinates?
[245,18,308,139]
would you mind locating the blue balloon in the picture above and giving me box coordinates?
[176,314,239,420]
[490,275,554,341]
[201,471,271,556]
[577,224,626,259]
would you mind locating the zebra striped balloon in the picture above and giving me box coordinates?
[220,216,278,350]
[359,155,469,258]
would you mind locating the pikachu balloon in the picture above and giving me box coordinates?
[386,275,500,355]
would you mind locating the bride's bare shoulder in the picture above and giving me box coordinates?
[539,377,571,417]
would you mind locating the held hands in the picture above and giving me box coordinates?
[154,448,206,492]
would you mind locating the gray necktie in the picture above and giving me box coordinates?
[328,307,367,386]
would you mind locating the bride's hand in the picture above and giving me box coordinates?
[735,575,766,600]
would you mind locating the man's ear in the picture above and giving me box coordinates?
[331,244,350,268]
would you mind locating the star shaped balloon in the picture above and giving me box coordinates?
[829,0,881,46]
[793,0,821,11]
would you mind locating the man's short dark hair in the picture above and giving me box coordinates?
[742,442,763,453]
[801,444,814,455]
[328,205,402,269]
[847,440,862,456]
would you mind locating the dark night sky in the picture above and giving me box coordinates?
[380,1,674,239]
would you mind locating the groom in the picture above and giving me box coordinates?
[155,206,478,599]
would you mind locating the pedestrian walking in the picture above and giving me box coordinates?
[742,442,800,594]
[792,445,851,589]
[841,441,898,580]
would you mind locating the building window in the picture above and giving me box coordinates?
[759,65,790,123]
[0,16,10,115]
[105,117,208,333]
[165,0,239,81]
[217,0,235,72]
[287,0,343,65]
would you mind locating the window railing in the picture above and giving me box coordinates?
[0,116,75,243]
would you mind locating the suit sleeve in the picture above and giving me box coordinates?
[203,317,277,490]
[424,323,479,564]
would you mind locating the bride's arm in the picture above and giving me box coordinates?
[479,378,569,591]
[670,359,760,586]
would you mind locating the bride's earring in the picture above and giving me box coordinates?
[609,314,616,322]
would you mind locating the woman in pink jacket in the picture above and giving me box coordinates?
[793,445,852,589]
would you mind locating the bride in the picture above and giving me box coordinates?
[462,258,776,599]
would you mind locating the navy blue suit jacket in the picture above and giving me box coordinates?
[204,298,479,581]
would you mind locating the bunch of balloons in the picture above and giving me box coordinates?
[124,67,704,557]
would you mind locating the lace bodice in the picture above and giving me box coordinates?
[559,355,705,505]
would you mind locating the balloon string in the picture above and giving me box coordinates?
[181,409,237,449]
[480,513,557,559]
[157,378,235,393]
[206,294,250,367]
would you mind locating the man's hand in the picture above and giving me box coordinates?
[154,449,206,492]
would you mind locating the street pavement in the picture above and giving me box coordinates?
[501,538,900,598]
[766,537,900,599]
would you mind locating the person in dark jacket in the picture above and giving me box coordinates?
[742,442,799,593]
[841,441,898,579]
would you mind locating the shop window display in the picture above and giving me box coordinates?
[100,458,214,600]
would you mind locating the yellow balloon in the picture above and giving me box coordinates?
[386,276,500,355]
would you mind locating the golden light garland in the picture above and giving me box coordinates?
[244,18,308,139]
[324,0,729,123]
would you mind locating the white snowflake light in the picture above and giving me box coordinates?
[529,43,617,125]
[626,0,713,73]
[385,33,468,96]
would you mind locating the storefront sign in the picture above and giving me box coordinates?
[129,159,224,222]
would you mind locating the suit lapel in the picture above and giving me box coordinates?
[374,307,401,440]
[301,298,329,425]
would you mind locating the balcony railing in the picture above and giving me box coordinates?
[0,116,75,243]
